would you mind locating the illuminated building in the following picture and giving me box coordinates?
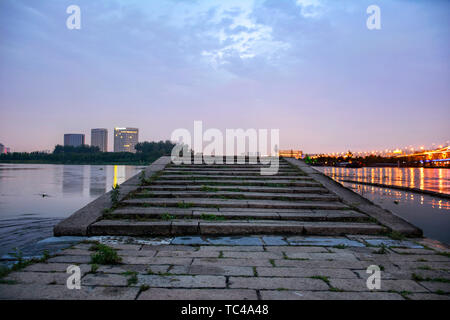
[64,134,85,147]
[91,128,108,152]
[114,127,139,153]
[279,150,303,159]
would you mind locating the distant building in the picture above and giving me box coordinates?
[114,128,139,153]
[0,143,5,154]
[6,147,10,153]
[64,134,85,147]
[279,150,303,159]
[91,128,108,152]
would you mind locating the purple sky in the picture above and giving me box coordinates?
[0,0,449,153]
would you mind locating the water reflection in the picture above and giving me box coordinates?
[319,167,450,195]
[62,165,84,195]
[89,166,107,196]
[0,164,144,258]
[316,167,450,244]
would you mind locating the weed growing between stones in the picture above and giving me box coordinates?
[0,248,53,280]
[111,184,120,207]
[310,275,330,286]
[90,243,122,265]
[122,271,138,286]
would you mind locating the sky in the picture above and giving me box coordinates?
[0,0,449,153]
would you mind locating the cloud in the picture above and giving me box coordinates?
[198,1,290,67]
[295,0,323,18]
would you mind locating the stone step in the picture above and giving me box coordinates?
[141,185,329,194]
[146,180,322,187]
[169,164,293,169]
[123,198,347,210]
[163,170,301,175]
[88,219,387,236]
[164,167,302,172]
[158,175,314,180]
[109,207,370,222]
[134,191,339,201]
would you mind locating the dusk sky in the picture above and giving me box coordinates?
[0,0,449,153]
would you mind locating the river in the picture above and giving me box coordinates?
[315,167,450,244]
[0,164,144,262]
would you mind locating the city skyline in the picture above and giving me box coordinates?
[1,0,449,153]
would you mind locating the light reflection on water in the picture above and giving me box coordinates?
[316,167,450,244]
[0,164,144,259]
[321,166,449,195]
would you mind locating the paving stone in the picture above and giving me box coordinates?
[286,237,365,247]
[256,267,357,279]
[275,259,369,269]
[96,264,153,274]
[260,290,404,300]
[207,236,263,246]
[354,268,450,281]
[4,272,72,285]
[192,257,272,267]
[107,244,142,251]
[138,288,258,300]
[365,239,423,248]
[262,236,288,246]
[198,245,264,252]
[137,275,226,288]
[398,261,450,271]
[156,250,220,258]
[418,281,450,293]
[121,256,193,265]
[407,293,450,300]
[23,263,90,274]
[47,255,91,264]
[82,273,129,286]
[329,279,428,292]
[222,251,283,259]
[170,265,254,276]
[142,244,198,251]
[0,284,139,300]
[285,252,358,261]
[172,236,209,245]
[265,246,329,253]
[228,277,328,290]
[390,248,437,255]
[59,249,93,256]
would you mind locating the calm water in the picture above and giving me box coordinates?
[316,167,450,244]
[0,164,144,260]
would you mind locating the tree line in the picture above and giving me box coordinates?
[0,141,176,165]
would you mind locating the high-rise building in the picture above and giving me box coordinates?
[91,128,108,152]
[64,134,85,147]
[0,143,5,154]
[114,127,139,153]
